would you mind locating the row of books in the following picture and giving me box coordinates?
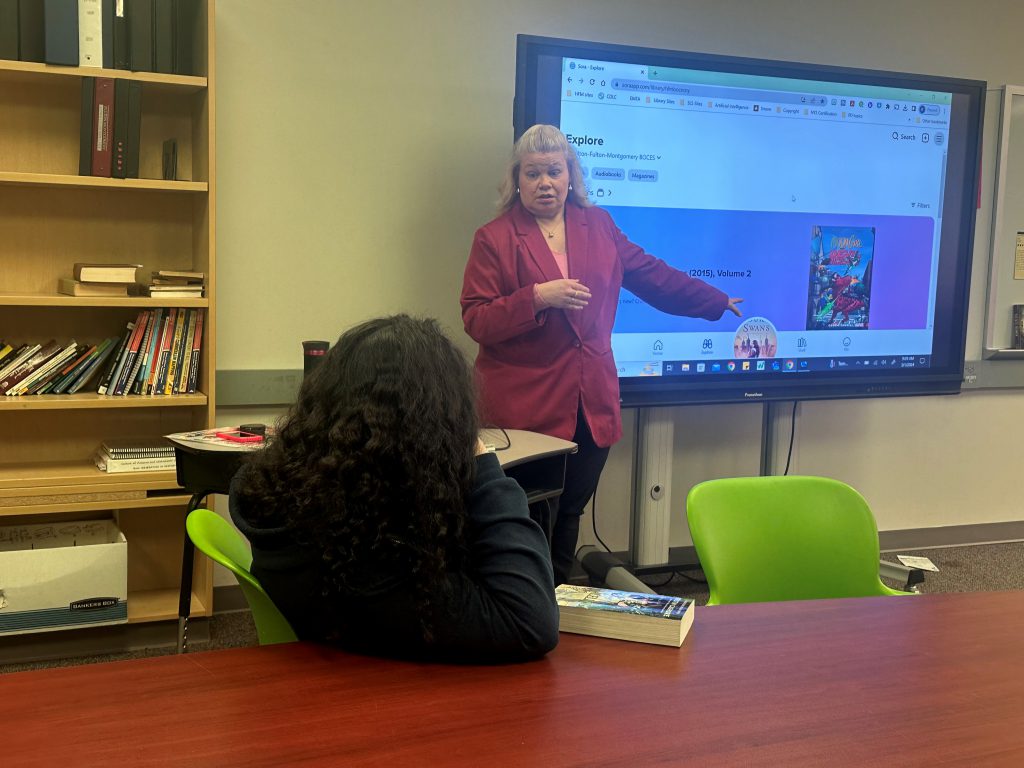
[0,0,201,76]
[0,337,102,395]
[0,307,204,397]
[80,76,140,178]
[98,306,205,396]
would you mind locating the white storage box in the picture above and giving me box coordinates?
[0,520,127,635]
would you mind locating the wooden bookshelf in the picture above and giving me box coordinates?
[0,2,216,628]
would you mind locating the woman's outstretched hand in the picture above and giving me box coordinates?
[726,297,744,317]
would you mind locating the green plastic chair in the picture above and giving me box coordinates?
[685,476,907,605]
[186,508,298,644]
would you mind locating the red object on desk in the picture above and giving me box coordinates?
[215,430,264,444]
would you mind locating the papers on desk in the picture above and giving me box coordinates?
[165,427,273,453]
[896,555,939,572]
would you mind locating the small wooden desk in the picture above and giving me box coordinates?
[170,428,575,651]
[5,591,1024,766]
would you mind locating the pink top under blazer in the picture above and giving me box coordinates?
[461,201,729,448]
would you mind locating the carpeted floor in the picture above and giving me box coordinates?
[2,541,1021,674]
[635,541,1024,603]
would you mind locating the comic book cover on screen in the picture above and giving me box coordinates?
[807,225,875,330]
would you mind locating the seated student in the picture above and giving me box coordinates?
[229,314,559,662]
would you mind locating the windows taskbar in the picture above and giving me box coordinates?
[631,354,933,376]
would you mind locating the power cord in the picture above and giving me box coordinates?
[481,426,511,452]
[588,478,613,553]
[782,400,798,475]
[586,480,707,587]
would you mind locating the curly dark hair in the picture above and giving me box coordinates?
[234,315,479,639]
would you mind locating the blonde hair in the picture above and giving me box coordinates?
[496,124,591,214]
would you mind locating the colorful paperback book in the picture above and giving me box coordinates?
[132,307,163,395]
[186,308,204,394]
[47,342,99,394]
[6,341,78,396]
[66,337,117,394]
[807,225,875,330]
[0,341,58,395]
[555,584,695,647]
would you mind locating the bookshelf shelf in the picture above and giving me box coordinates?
[0,393,207,411]
[128,589,209,623]
[0,494,193,517]
[0,171,207,192]
[0,293,209,308]
[0,59,207,92]
[0,460,179,490]
[0,1,216,639]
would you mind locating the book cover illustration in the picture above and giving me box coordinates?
[732,317,778,360]
[807,225,875,330]
[555,584,692,620]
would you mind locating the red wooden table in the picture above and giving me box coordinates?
[4,590,1024,766]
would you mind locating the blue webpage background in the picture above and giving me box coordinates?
[606,205,934,334]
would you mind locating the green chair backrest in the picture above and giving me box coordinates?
[685,475,906,605]
[186,508,298,645]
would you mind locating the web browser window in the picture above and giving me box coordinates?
[560,57,953,377]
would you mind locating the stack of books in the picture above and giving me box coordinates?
[145,270,205,299]
[98,307,205,396]
[58,263,143,298]
[94,437,176,474]
[0,337,118,396]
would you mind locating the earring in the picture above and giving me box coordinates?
[568,184,573,191]
[516,187,520,194]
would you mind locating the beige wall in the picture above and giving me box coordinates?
[213,1,1024,570]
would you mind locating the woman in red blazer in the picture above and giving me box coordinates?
[461,124,742,584]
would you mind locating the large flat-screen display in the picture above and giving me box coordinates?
[514,36,984,406]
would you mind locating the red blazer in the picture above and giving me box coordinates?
[461,202,728,448]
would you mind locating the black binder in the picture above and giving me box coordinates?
[173,0,200,76]
[152,0,172,73]
[127,0,152,72]
[0,0,18,60]
[112,78,129,178]
[124,80,142,178]
[112,0,128,68]
[17,0,45,62]
[101,0,113,67]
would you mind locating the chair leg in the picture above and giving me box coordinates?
[178,493,207,653]
[177,536,195,653]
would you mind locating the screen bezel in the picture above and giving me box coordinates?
[514,35,985,407]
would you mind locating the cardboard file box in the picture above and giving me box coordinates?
[0,520,128,635]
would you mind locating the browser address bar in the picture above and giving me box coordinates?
[611,78,827,106]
